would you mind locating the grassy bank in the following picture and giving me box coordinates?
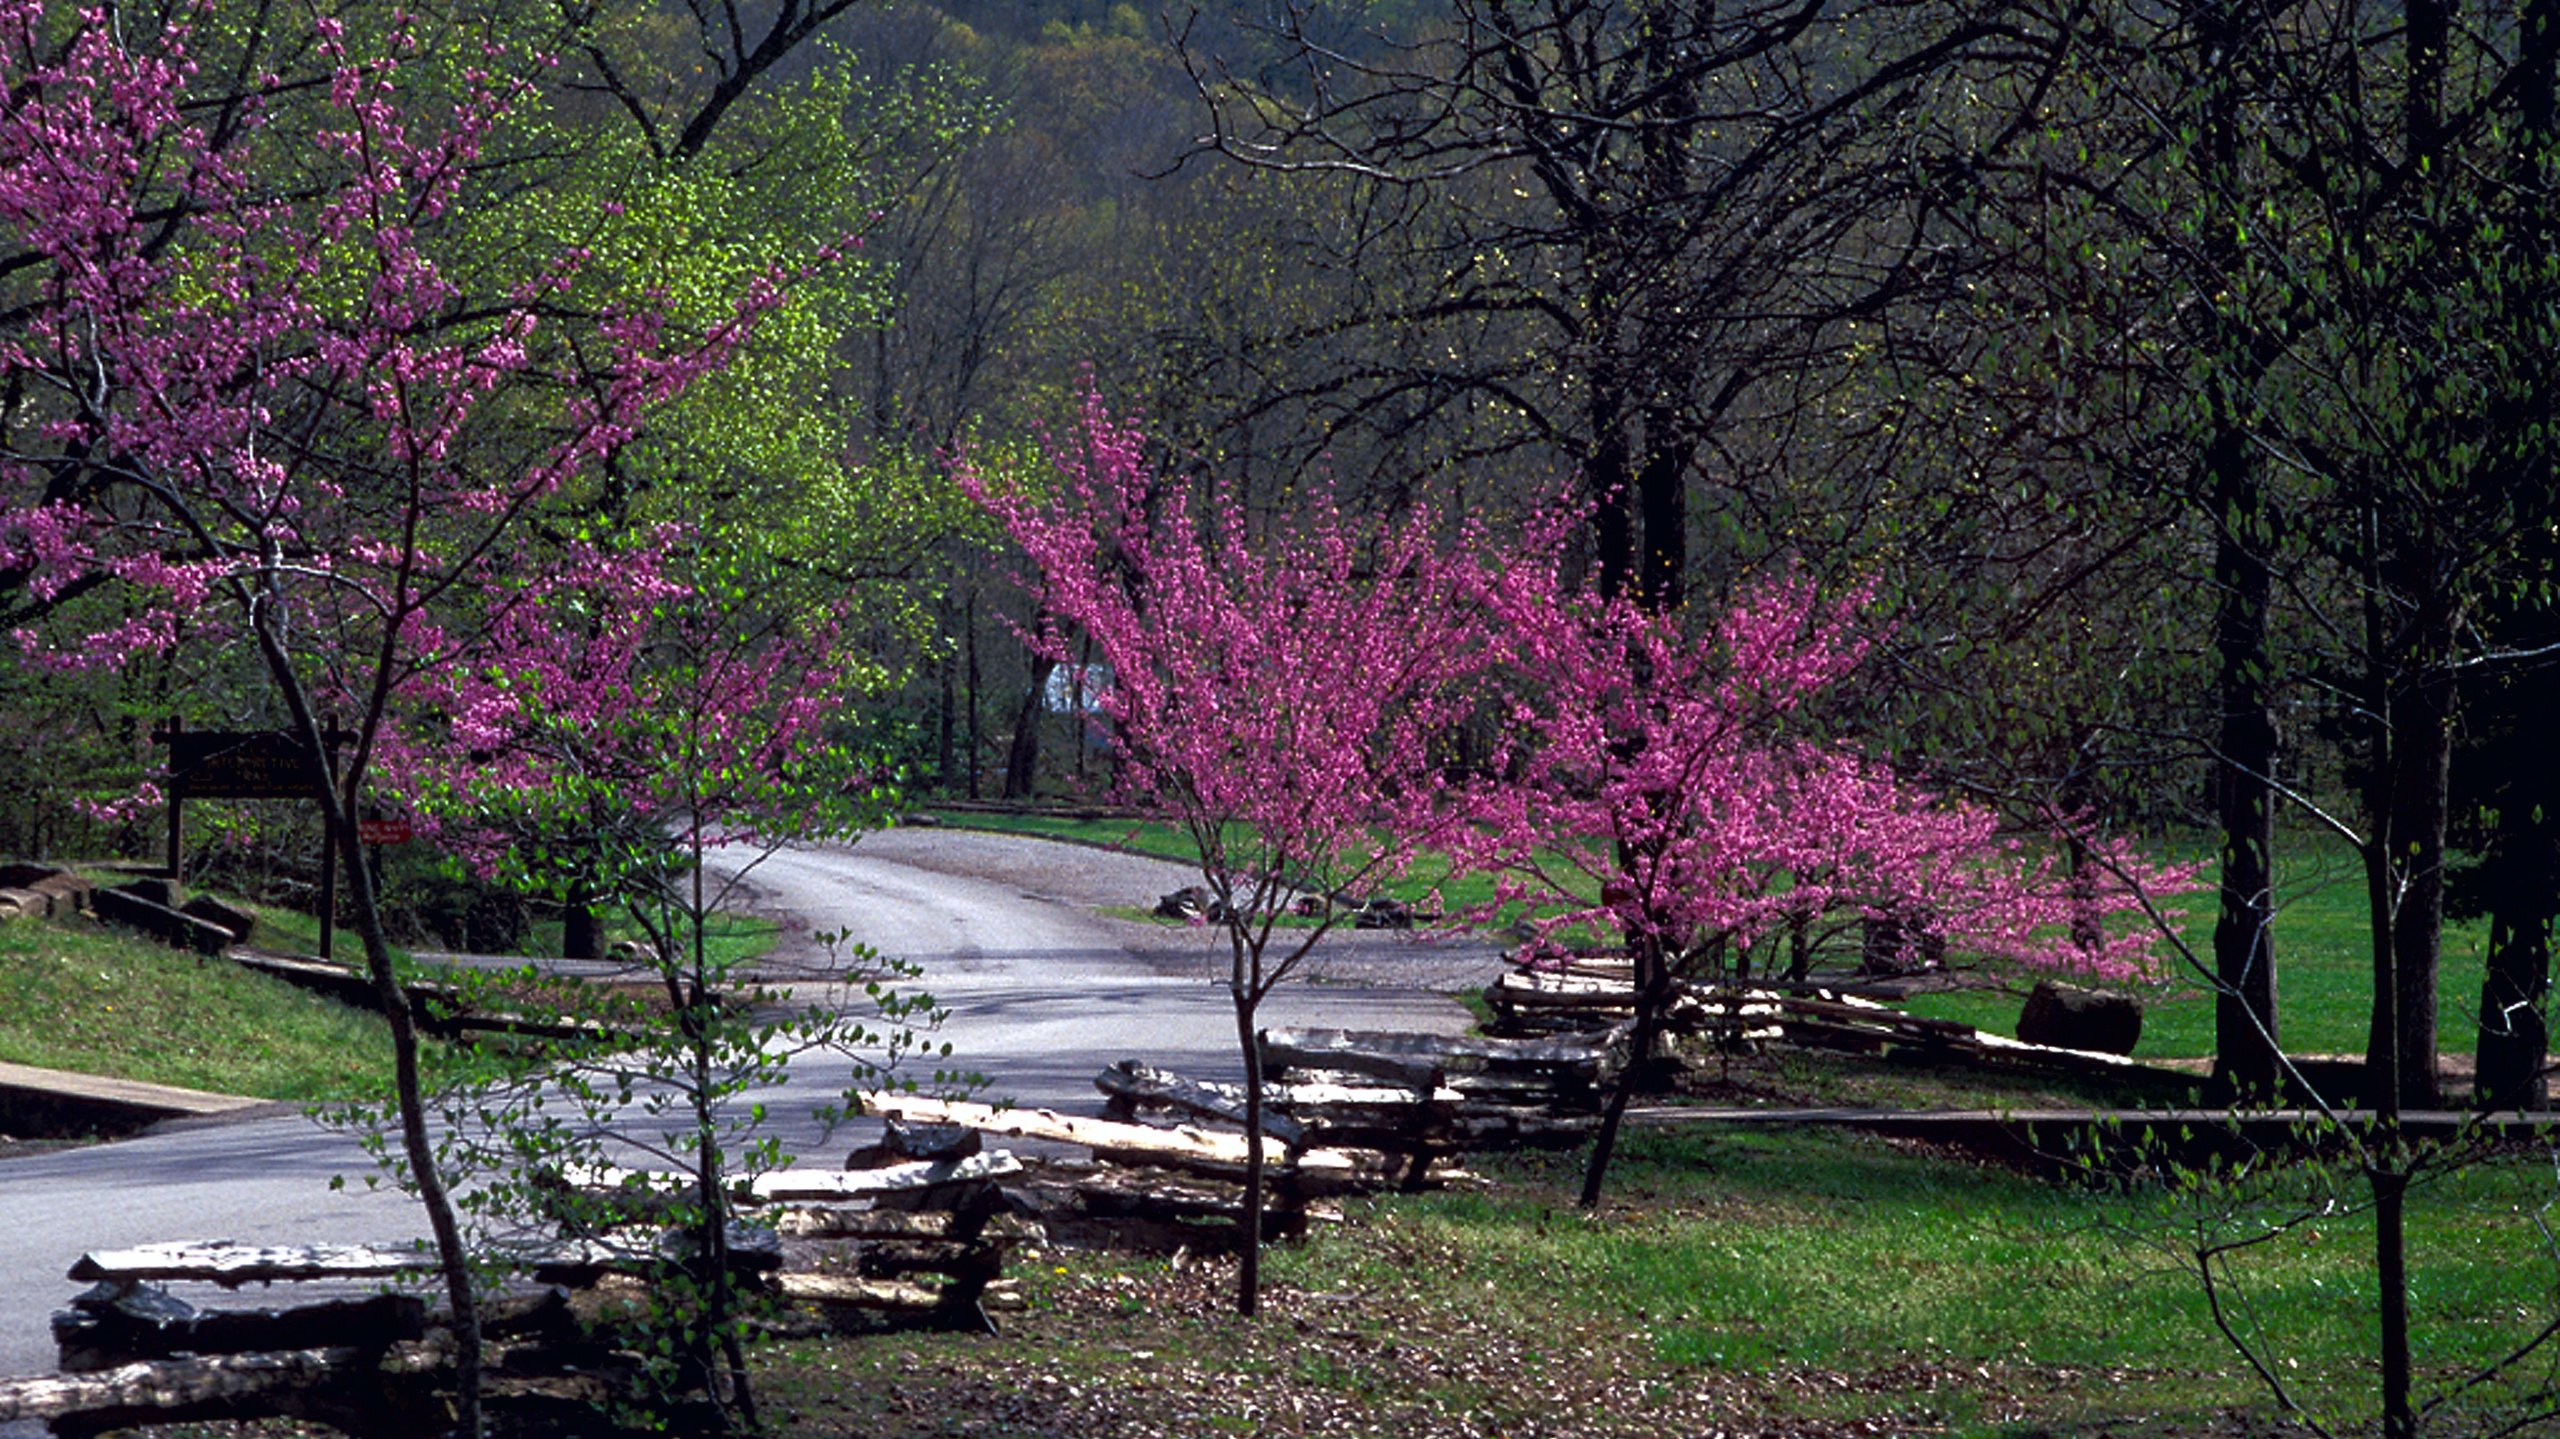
[764,1123,2555,1437]
[0,914,400,1101]
[0,894,788,1108]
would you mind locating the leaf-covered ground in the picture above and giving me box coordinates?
[760,1242,2317,1439]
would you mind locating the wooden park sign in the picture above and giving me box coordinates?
[154,719,354,957]
[165,728,335,801]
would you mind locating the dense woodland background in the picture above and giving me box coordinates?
[1,0,2554,1111]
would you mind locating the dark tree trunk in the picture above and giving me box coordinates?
[2387,596,2457,1112]
[2476,0,2560,1117]
[1232,977,1265,1317]
[1589,357,1636,607]
[2477,902,2552,1111]
[1580,932,1668,1208]
[2209,423,2281,1099]
[1002,654,1055,801]
[965,586,984,800]
[561,895,602,961]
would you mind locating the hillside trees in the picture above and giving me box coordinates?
[2018,0,2560,1116]
[1178,0,2072,611]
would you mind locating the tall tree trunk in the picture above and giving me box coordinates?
[2190,0,2284,1101]
[965,586,984,801]
[937,588,959,794]
[2358,513,2416,1439]
[2477,898,2553,1110]
[2477,0,2560,1116]
[561,891,602,961]
[2387,594,2456,1111]
[2209,425,2282,1098]
[1580,931,1668,1208]
[1588,355,1636,607]
[1003,653,1055,801]
[251,612,480,1437]
[1232,969,1266,1317]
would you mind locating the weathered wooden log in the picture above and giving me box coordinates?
[1446,1105,1602,1147]
[1261,1026,1629,1083]
[1778,1013,1982,1057]
[1094,1061,1308,1146]
[0,1346,375,1426]
[1716,989,1973,1039]
[748,1151,1025,1202]
[1019,1167,1311,1239]
[1488,972,1637,1007]
[54,1287,425,1372]
[852,1240,1004,1284]
[859,1094,1380,1191]
[773,1273,1024,1314]
[773,1208,1046,1244]
[68,1241,423,1288]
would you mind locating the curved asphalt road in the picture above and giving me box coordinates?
[0,829,1496,1395]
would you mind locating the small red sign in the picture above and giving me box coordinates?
[357,818,415,845]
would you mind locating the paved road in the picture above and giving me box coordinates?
[0,828,1498,1390]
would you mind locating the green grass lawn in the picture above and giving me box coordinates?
[1905,824,2490,1063]
[0,886,780,1105]
[526,907,781,971]
[766,1122,2560,1437]
[0,913,402,1101]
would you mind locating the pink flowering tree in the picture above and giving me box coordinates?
[1468,558,2193,1204]
[368,534,944,1427]
[0,9,807,1429]
[960,396,1511,1316]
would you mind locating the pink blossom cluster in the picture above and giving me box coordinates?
[1465,560,2189,982]
[971,396,2193,982]
[380,534,864,873]
[958,393,1506,904]
[0,4,822,844]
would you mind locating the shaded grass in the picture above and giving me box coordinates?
[525,907,781,971]
[761,1123,2560,1436]
[0,914,400,1101]
[1907,823,2490,1062]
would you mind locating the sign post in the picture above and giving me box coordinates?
[156,721,351,958]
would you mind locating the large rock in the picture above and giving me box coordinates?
[1859,908,1945,975]
[847,1117,983,1170]
[27,871,93,918]
[2016,979,2144,1056]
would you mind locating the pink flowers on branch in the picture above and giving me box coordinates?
[971,395,2192,1233]
[1471,566,2183,988]
[961,395,1512,1315]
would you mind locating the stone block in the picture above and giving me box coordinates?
[2016,979,2143,1056]
[178,894,260,945]
[93,885,234,955]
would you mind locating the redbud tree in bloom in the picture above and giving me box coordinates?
[376,535,937,1427]
[0,6,810,1428]
[960,394,1512,1316]
[1465,546,2195,1203]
